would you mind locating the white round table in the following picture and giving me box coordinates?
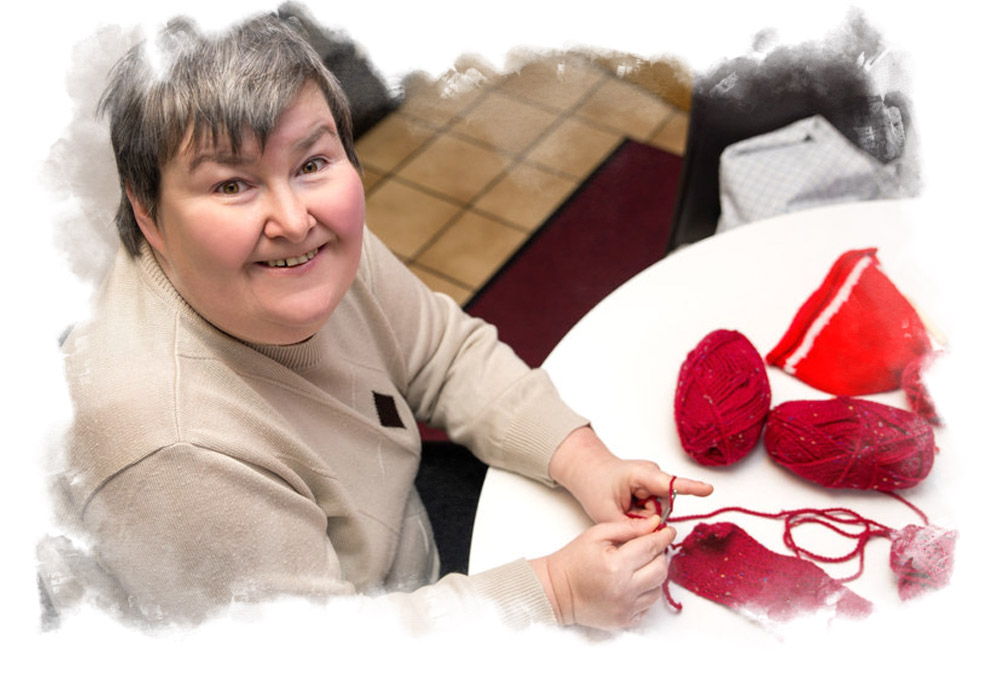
[470,199,958,643]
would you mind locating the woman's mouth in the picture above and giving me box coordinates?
[264,247,320,268]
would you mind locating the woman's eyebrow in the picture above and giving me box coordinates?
[187,149,253,172]
[185,125,338,172]
[292,124,338,155]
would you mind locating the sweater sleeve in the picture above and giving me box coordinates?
[356,230,588,484]
[79,442,555,629]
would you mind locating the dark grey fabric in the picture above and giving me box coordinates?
[415,442,488,576]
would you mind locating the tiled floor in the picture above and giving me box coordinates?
[356,54,690,306]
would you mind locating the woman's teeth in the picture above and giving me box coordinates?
[266,248,319,268]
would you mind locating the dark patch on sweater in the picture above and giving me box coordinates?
[373,391,405,428]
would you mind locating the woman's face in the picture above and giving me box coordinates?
[132,81,365,345]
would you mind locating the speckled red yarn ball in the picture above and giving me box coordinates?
[674,329,771,466]
[764,396,936,491]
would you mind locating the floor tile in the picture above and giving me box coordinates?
[399,72,487,128]
[499,55,604,112]
[361,167,385,194]
[473,162,577,231]
[415,211,528,289]
[575,76,675,139]
[408,264,474,306]
[647,109,690,156]
[588,53,693,112]
[356,113,436,174]
[451,91,560,156]
[395,133,510,203]
[353,51,692,307]
[365,178,463,259]
[524,116,623,180]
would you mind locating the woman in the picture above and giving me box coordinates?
[54,12,711,631]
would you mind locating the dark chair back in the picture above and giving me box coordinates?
[667,50,909,253]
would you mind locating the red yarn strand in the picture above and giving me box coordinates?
[665,505,894,584]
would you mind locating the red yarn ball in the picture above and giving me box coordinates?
[902,351,942,426]
[764,396,936,491]
[674,329,771,466]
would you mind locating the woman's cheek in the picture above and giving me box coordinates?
[188,206,261,270]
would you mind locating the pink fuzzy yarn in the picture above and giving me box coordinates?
[674,329,771,466]
[764,396,936,491]
[889,524,957,600]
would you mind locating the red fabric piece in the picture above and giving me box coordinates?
[674,329,771,466]
[766,248,932,395]
[902,351,943,426]
[764,396,936,491]
[667,522,872,623]
[889,524,958,600]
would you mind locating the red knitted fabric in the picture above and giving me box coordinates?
[764,397,936,491]
[889,524,958,600]
[766,249,932,395]
[661,501,958,609]
[667,522,872,623]
[902,351,943,426]
[674,329,771,466]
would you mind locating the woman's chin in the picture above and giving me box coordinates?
[223,296,337,345]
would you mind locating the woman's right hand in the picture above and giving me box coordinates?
[529,514,674,630]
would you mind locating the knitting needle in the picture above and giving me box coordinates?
[660,489,677,524]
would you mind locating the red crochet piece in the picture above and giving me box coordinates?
[889,524,958,600]
[767,248,932,396]
[667,522,872,623]
[902,351,943,426]
[764,396,936,491]
[674,329,771,466]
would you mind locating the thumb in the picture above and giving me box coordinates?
[595,514,662,545]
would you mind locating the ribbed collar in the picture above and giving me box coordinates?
[244,333,327,372]
[134,242,328,372]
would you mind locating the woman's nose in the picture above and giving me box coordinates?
[263,186,315,242]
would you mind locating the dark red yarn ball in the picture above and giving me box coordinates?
[902,351,943,426]
[674,329,771,466]
[764,396,936,491]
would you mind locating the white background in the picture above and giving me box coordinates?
[4,0,996,675]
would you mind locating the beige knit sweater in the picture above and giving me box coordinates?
[55,228,587,630]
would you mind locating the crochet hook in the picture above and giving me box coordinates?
[660,489,677,524]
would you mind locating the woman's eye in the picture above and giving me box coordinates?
[216,180,245,195]
[300,158,326,175]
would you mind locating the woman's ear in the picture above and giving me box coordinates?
[125,184,166,253]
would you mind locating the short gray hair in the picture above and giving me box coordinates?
[99,13,360,256]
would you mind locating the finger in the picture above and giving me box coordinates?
[630,548,670,592]
[626,609,648,628]
[629,468,675,500]
[634,583,665,611]
[672,477,714,497]
[590,514,661,544]
[615,523,676,565]
[625,495,660,518]
[625,588,663,628]
[632,470,713,500]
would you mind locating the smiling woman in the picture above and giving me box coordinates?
[131,81,366,345]
[45,11,711,634]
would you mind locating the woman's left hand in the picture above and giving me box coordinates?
[549,426,713,525]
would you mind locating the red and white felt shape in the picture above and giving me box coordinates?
[766,248,932,396]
